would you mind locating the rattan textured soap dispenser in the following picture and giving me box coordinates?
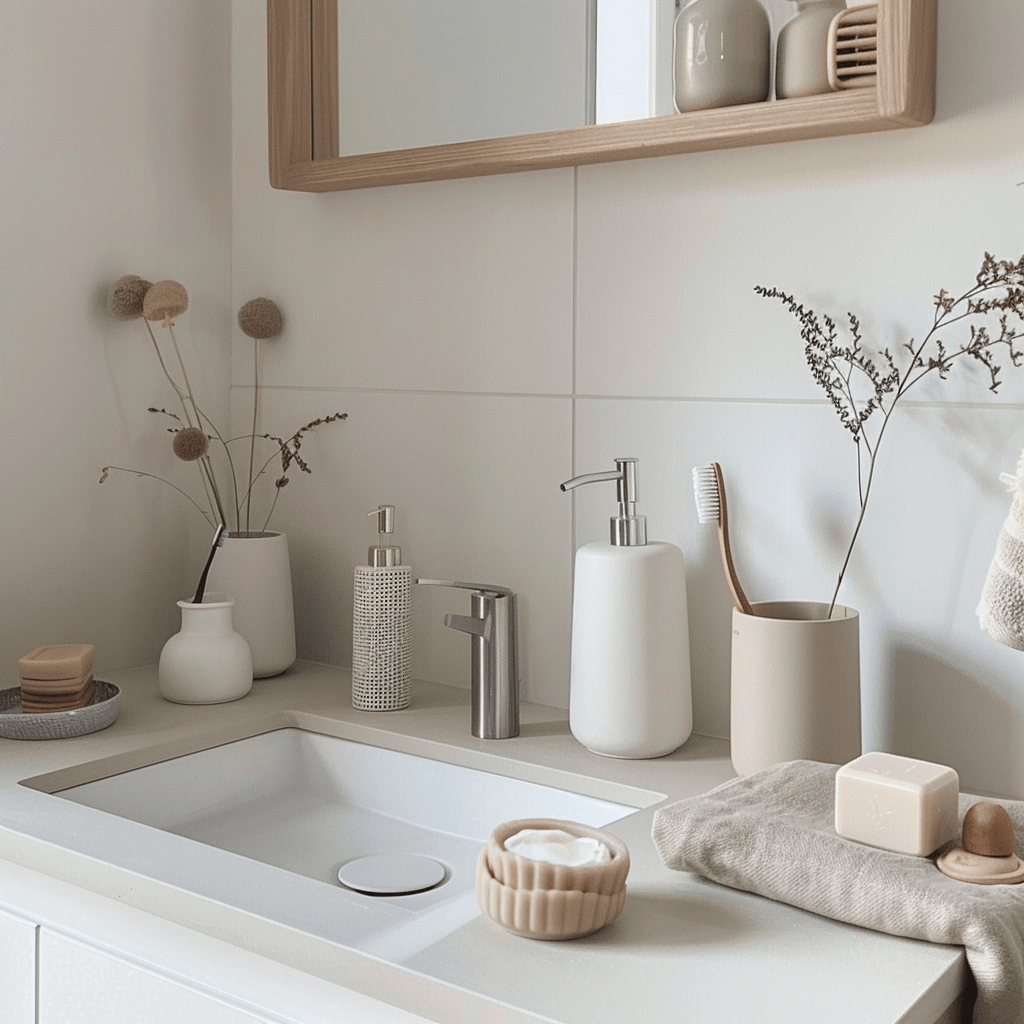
[352,505,411,711]
[560,459,692,758]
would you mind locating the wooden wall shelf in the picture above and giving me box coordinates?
[268,0,936,193]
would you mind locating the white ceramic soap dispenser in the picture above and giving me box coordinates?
[352,504,411,711]
[561,459,692,759]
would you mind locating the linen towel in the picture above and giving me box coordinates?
[978,447,1024,651]
[651,760,1024,1024]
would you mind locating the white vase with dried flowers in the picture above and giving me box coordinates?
[723,253,1024,775]
[104,276,346,680]
[206,529,295,677]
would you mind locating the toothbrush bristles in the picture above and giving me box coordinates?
[692,464,721,525]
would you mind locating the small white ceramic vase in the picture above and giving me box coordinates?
[730,600,861,775]
[159,594,253,705]
[206,531,296,678]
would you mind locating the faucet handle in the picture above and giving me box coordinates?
[415,579,515,598]
[444,612,490,640]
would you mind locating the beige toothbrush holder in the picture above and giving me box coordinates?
[730,601,861,776]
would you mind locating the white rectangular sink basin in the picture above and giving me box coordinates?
[48,728,646,913]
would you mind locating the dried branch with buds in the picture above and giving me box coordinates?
[757,252,1024,615]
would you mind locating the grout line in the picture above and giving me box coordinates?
[229,383,1024,413]
[230,384,575,401]
[571,164,579,422]
[34,923,40,1023]
[565,394,1024,410]
[570,165,580,558]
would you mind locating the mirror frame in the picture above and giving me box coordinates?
[268,0,935,193]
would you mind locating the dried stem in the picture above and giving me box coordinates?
[144,319,194,427]
[236,413,349,514]
[164,318,201,425]
[99,466,216,526]
[246,341,259,532]
[757,252,1024,616]
[193,406,241,531]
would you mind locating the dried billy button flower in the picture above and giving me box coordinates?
[111,275,152,320]
[105,274,345,533]
[143,280,189,322]
[172,426,209,462]
[238,298,283,340]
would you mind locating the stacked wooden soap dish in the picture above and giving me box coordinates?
[19,644,95,714]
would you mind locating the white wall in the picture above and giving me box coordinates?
[232,2,1024,797]
[0,2,233,677]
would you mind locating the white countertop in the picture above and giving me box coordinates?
[0,662,966,1023]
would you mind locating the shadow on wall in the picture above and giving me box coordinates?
[885,642,1024,799]
[685,534,738,741]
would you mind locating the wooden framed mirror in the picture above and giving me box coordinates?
[268,0,935,193]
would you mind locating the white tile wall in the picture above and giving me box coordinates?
[1,1,232,677]
[230,166,575,396]
[235,388,573,707]
[232,1,1024,796]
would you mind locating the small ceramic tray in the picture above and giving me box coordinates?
[0,681,120,740]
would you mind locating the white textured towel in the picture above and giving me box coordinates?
[978,448,1024,650]
[651,760,1024,1024]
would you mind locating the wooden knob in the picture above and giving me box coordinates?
[962,801,1016,857]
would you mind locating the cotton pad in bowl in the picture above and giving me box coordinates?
[485,818,630,895]
[505,827,611,866]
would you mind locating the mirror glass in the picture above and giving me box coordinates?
[272,0,933,193]
[334,0,681,156]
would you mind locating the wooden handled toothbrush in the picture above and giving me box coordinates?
[692,462,753,615]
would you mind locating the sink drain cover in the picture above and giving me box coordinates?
[338,854,447,895]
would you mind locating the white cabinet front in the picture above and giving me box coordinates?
[39,930,274,1024]
[0,908,37,1024]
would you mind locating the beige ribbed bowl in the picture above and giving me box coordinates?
[475,848,626,940]
[477,819,629,939]
[485,818,630,895]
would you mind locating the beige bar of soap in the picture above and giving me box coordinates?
[19,644,94,682]
[835,751,959,857]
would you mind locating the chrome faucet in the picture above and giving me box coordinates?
[415,580,520,739]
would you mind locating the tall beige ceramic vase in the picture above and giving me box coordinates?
[206,531,296,678]
[730,600,861,776]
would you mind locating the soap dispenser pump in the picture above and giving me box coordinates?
[352,504,411,711]
[561,459,692,758]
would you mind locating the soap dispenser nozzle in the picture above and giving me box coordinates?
[560,458,647,546]
[367,504,402,567]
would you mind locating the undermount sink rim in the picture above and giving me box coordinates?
[19,708,665,812]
